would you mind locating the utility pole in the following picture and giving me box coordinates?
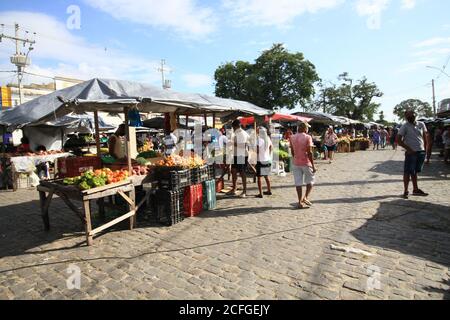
[0,23,36,105]
[158,59,171,89]
[432,79,436,118]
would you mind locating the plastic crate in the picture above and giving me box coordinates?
[15,172,32,189]
[183,184,203,217]
[191,165,209,184]
[153,189,185,226]
[157,169,191,190]
[57,156,102,178]
[203,179,216,210]
[207,164,215,180]
[215,178,224,193]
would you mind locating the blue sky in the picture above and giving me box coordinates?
[1,0,450,121]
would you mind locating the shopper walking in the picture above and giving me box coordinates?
[397,110,429,199]
[324,126,338,163]
[372,128,381,150]
[290,121,317,209]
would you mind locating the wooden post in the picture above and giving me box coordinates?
[124,107,132,175]
[213,113,216,128]
[94,110,101,156]
[204,113,208,129]
[128,188,136,229]
[39,190,50,230]
[83,200,93,246]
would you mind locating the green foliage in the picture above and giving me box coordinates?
[310,72,383,121]
[214,43,320,110]
[393,99,433,121]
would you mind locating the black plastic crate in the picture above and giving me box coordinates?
[153,189,185,226]
[157,169,191,190]
[207,164,215,180]
[191,165,209,184]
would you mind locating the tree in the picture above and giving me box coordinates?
[214,43,319,110]
[393,99,433,121]
[379,111,385,123]
[311,73,383,121]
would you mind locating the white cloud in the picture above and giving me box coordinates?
[401,0,415,9]
[355,0,390,30]
[84,0,216,39]
[414,37,450,48]
[181,73,213,88]
[222,0,344,28]
[0,11,161,85]
[397,59,435,73]
[412,47,450,58]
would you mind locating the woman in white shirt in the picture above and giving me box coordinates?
[256,126,273,198]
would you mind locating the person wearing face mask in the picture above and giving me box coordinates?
[397,110,429,199]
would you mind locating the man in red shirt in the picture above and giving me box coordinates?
[289,121,317,209]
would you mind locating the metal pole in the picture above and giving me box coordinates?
[432,79,436,118]
[14,24,23,105]
[124,107,132,175]
[94,110,101,156]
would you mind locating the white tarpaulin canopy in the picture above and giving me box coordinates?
[0,78,269,130]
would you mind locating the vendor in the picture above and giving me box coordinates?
[163,129,178,156]
[17,137,31,153]
[108,124,126,161]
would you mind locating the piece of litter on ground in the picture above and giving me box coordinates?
[330,244,374,257]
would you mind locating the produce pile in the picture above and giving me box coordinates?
[6,150,66,157]
[63,168,129,190]
[132,165,150,176]
[154,154,205,169]
[137,150,160,159]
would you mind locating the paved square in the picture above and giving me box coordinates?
[0,149,449,300]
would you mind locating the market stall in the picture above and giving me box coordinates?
[1,78,269,245]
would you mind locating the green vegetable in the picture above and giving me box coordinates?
[138,150,158,159]
[63,177,75,185]
[136,157,148,165]
[79,181,91,190]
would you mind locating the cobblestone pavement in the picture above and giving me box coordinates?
[0,149,449,300]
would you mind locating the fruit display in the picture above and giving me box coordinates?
[6,150,66,157]
[138,140,153,153]
[154,154,205,169]
[63,168,129,190]
[132,165,150,176]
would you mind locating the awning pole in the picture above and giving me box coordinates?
[124,107,132,174]
[204,113,207,129]
[94,110,101,156]
[213,113,216,128]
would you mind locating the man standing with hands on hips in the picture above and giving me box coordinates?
[397,110,429,199]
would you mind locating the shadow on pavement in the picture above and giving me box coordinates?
[369,159,449,179]
[351,199,450,298]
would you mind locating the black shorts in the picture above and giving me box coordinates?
[232,156,248,172]
[256,161,271,177]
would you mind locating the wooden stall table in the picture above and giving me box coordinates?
[37,179,136,246]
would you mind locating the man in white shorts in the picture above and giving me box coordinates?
[289,121,317,209]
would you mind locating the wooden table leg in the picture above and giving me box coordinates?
[39,190,50,231]
[83,200,94,246]
[128,189,136,230]
[97,198,106,221]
